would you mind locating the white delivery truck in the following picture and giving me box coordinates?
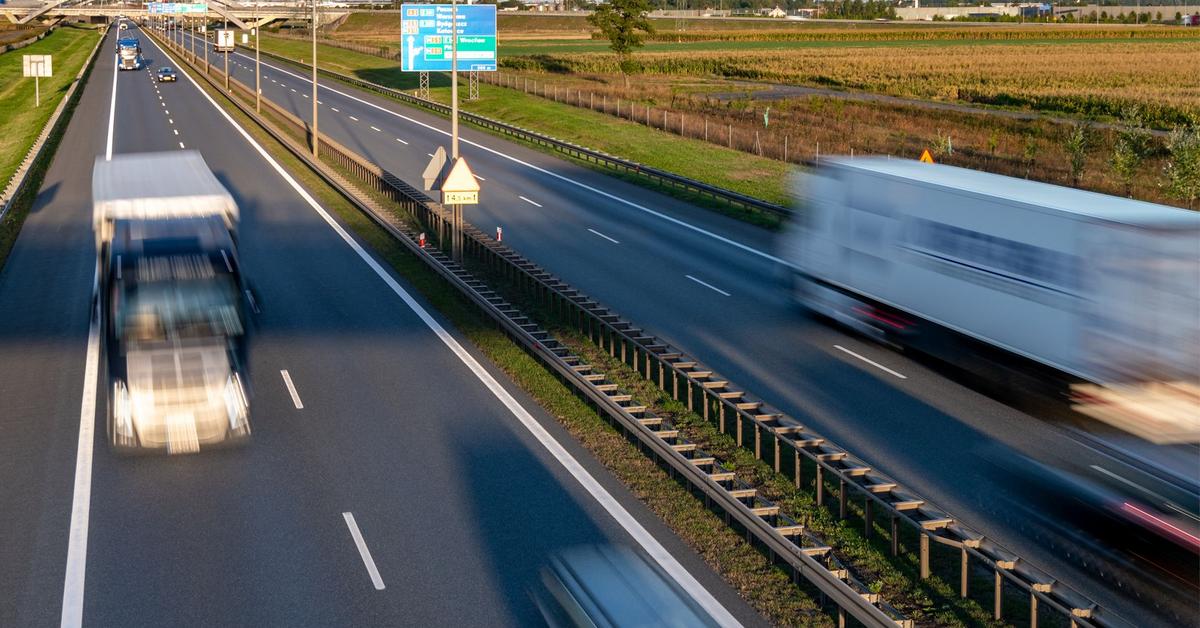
[778,158,1200,444]
[93,151,251,454]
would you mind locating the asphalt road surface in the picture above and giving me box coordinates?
[173,28,1200,626]
[0,25,768,628]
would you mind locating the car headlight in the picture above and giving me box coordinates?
[223,374,249,430]
[113,380,135,438]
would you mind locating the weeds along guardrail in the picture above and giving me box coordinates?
[157,30,1130,628]
[250,48,793,223]
[0,24,106,221]
[155,29,909,627]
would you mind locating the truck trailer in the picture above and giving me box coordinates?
[93,151,251,454]
[778,158,1200,444]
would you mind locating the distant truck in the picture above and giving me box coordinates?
[778,158,1200,443]
[93,151,251,454]
[214,29,235,53]
[116,36,141,70]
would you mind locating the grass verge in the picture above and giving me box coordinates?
[180,51,838,626]
[0,25,102,273]
[0,25,102,190]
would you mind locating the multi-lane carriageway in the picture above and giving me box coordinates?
[0,20,1194,626]
[169,27,1200,625]
[0,25,766,627]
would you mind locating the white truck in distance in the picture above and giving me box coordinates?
[778,158,1200,444]
[93,151,251,454]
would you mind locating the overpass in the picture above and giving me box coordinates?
[0,1,342,27]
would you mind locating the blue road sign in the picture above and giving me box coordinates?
[400,4,496,72]
[148,3,207,14]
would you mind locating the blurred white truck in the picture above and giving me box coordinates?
[93,151,251,454]
[778,158,1200,444]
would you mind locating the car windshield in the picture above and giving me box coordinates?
[113,257,242,347]
[161,68,173,73]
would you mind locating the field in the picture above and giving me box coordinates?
[0,25,101,193]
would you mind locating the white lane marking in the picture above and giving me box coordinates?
[105,54,117,160]
[518,196,542,208]
[473,174,486,181]
[685,274,731,297]
[587,228,619,244]
[1087,464,1193,523]
[60,269,100,628]
[833,345,907,379]
[395,137,408,145]
[171,50,739,626]
[240,55,790,268]
[426,153,434,158]
[164,109,169,115]
[342,513,385,590]
[330,107,339,112]
[317,100,323,105]
[290,88,297,93]
[280,369,304,409]
[244,289,260,314]
[161,102,165,107]
[178,142,185,149]
[348,115,359,122]
[370,125,381,132]
[173,129,178,135]
[168,118,173,124]
[302,94,308,98]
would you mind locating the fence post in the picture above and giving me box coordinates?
[704,117,708,142]
[728,124,732,149]
[784,135,789,162]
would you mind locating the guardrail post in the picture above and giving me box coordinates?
[754,424,761,459]
[891,515,900,556]
[1030,592,1038,628]
[685,379,693,412]
[960,546,969,598]
[837,606,846,628]
[920,532,930,580]
[994,570,1003,620]
[794,450,803,489]
[838,478,847,519]
[735,413,743,446]
[816,464,825,506]
[864,498,873,538]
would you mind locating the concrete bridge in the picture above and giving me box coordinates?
[0,1,344,28]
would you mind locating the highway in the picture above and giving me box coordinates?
[176,28,1200,625]
[0,24,767,627]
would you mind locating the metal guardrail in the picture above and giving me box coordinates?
[160,30,1131,628]
[0,24,105,222]
[156,30,908,627]
[252,48,793,222]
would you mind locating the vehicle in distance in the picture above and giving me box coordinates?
[532,545,720,627]
[214,29,235,53]
[778,157,1200,548]
[116,36,141,70]
[93,151,251,454]
[157,66,177,82]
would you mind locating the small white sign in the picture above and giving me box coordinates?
[22,54,52,78]
[241,33,248,44]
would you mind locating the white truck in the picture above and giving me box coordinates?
[778,158,1200,444]
[93,151,251,454]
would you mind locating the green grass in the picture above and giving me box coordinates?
[0,25,101,274]
[182,49,833,625]
[256,34,793,211]
[0,25,102,192]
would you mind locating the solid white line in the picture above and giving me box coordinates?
[239,54,791,268]
[518,195,542,208]
[342,513,385,590]
[166,48,738,626]
[60,269,100,628]
[395,137,408,145]
[105,54,117,160]
[685,274,731,297]
[833,345,907,379]
[370,125,381,132]
[348,115,359,122]
[280,369,303,409]
[587,228,619,244]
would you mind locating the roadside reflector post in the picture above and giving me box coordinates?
[419,232,426,248]
[496,226,502,242]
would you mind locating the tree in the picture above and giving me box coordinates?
[587,0,654,88]
[1063,122,1092,187]
[1163,126,1200,209]
[1110,106,1153,197]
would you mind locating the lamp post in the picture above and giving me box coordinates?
[311,0,318,157]
[255,6,261,112]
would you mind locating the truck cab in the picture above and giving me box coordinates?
[103,217,250,453]
[117,37,142,70]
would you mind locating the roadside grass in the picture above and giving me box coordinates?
[0,25,101,273]
[0,25,102,193]
[184,50,836,626]
[255,34,793,217]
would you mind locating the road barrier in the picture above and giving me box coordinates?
[156,28,1130,628]
[249,47,792,222]
[0,24,106,221]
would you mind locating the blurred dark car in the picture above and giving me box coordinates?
[157,66,177,83]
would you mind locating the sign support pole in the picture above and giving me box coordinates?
[450,0,462,263]
[223,17,229,91]
[311,0,319,158]
[255,10,261,112]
